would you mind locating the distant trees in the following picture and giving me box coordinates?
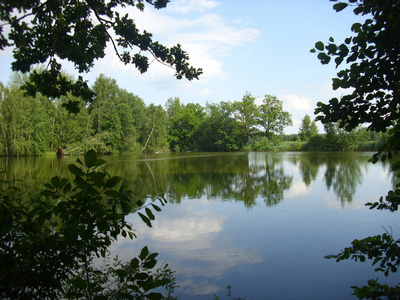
[258,95,292,139]
[312,0,400,297]
[232,93,259,147]
[299,114,318,141]
[0,77,385,155]
[0,0,202,112]
[195,102,243,152]
[0,73,169,156]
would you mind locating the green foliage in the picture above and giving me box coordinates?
[0,150,174,299]
[257,95,292,140]
[166,98,205,152]
[232,93,259,146]
[352,279,400,300]
[299,114,318,142]
[0,73,168,156]
[301,123,369,151]
[313,0,400,298]
[312,0,400,134]
[326,231,400,277]
[0,0,202,110]
[194,102,243,152]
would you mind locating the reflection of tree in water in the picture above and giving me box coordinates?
[260,154,293,206]
[324,154,365,207]
[298,154,320,186]
[159,153,293,208]
[5,152,379,209]
[291,152,370,207]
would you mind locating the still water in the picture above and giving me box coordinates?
[2,152,399,299]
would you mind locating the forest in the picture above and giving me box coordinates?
[0,72,386,157]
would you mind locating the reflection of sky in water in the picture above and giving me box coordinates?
[112,198,264,296]
[108,153,400,299]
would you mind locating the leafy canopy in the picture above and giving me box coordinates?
[0,149,173,299]
[0,0,202,111]
[311,0,400,133]
[312,0,400,298]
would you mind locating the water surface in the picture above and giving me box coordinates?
[2,152,398,299]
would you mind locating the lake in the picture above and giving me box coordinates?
[2,151,399,299]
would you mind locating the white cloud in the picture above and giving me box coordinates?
[168,0,219,14]
[280,94,312,113]
[92,3,260,91]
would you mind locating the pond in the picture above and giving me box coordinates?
[2,151,399,299]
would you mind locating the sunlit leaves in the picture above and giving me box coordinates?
[312,1,400,132]
[315,1,400,297]
[325,233,400,277]
[1,0,202,107]
[1,150,174,298]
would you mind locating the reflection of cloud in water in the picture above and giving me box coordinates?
[146,213,222,245]
[113,200,263,296]
[284,181,310,198]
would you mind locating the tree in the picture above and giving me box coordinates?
[324,122,368,151]
[0,150,174,299]
[0,74,53,156]
[232,92,259,147]
[195,102,243,151]
[299,114,318,141]
[167,100,204,152]
[257,95,292,140]
[312,0,400,298]
[0,0,202,111]
[141,104,169,152]
[88,74,147,154]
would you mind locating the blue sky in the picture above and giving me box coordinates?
[0,0,364,134]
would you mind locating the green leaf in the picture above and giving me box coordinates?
[151,204,162,212]
[91,172,106,187]
[68,164,85,176]
[315,41,324,51]
[351,22,362,33]
[333,2,348,12]
[59,177,67,186]
[104,190,120,198]
[139,246,149,260]
[96,159,107,166]
[44,183,53,190]
[63,182,71,194]
[106,176,121,188]
[69,276,87,289]
[130,258,139,269]
[135,272,148,280]
[76,158,84,166]
[51,176,60,188]
[143,259,157,269]
[145,292,163,300]
[317,52,331,64]
[115,268,128,278]
[138,212,152,227]
[145,207,155,220]
[84,149,97,168]
[74,175,86,190]
[41,189,57,198]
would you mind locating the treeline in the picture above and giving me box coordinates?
[0,73,168,156]
[0,73,386,156]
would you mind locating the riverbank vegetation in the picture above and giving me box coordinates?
[0,73,387,156]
